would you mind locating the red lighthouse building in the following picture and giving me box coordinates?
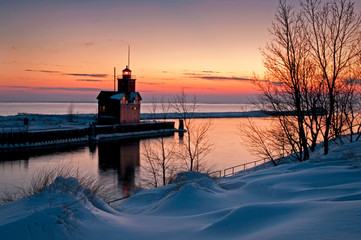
[97,66,142,125]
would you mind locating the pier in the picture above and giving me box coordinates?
[0,121,177,150]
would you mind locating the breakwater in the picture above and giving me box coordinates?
[0,121,176,150]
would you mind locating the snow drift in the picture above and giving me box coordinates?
[1,141,361,239]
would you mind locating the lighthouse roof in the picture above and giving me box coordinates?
[96,91,116,100]
[129,92,142,101]
[123,66,131,72]
[110,93,125,100]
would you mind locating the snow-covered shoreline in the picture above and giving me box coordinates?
[0,112,267,150]
[141,111,268,119]
[0,111,269,128]
[1,139,361,239]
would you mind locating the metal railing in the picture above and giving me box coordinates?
[223,158,268,177]
[209,170,222,178]
[0,126,29,134]
[210,157,278,178]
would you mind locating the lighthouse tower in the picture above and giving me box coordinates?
[118,66,135,92]
[97,63,142,125]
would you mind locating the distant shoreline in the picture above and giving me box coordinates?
[141,111,269,119]
[0,102,257,116]
[0,111,270,120]
[0,101,255,104]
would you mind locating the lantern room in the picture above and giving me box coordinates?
[122,66,131,79]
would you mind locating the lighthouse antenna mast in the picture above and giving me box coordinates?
[113,67,116,91]
[128,45,130,68]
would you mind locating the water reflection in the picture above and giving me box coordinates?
[0,141,141,198]
[0,143,85,161]
[97,140,140,197]
[0,118,270,197]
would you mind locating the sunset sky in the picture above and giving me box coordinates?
[1,0,361,103]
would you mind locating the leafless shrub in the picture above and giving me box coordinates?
[141,138,178,188]
[239,118,286,166]
[140,97,179,188]
[140,91,214,189]
[173,89,214,172]
[176,119,214,172]
[67,101,76,122]
[0,163,115,205]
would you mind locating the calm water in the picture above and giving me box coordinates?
[0,102,269,200]
[0,102,255,116]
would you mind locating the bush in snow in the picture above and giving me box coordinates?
[0,163,116,205]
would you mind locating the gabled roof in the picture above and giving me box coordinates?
[96,91,117,100]
[123,66,131,72]
[129,92,142,101]
[110,93,124,100]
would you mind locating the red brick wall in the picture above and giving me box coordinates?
[119,103,141,123]
[128,79,136,92]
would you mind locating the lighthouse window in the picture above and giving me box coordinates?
[99,106,105,113]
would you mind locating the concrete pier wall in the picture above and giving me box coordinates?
[0,121,175,150]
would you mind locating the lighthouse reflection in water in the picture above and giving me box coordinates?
[96,139,140,198]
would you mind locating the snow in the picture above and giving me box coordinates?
[0,111,268,131]
[0,114,96,132]
[1,140,361,239]
[141,111,268,119]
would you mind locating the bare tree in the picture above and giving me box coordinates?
[172,89,198,120]
[173,89,213,172]
[339,78,361,142]
[141,98,178,188]
[303,77,325,152]
[67,101,76,122]
[250,0,361,162]
[147,97,159,122]
[239,118,287,166]
[141,137,177,188]
[301,0,361,154]
[352,55,361,141]
[176,119,213,172]
[259,0,313,161]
